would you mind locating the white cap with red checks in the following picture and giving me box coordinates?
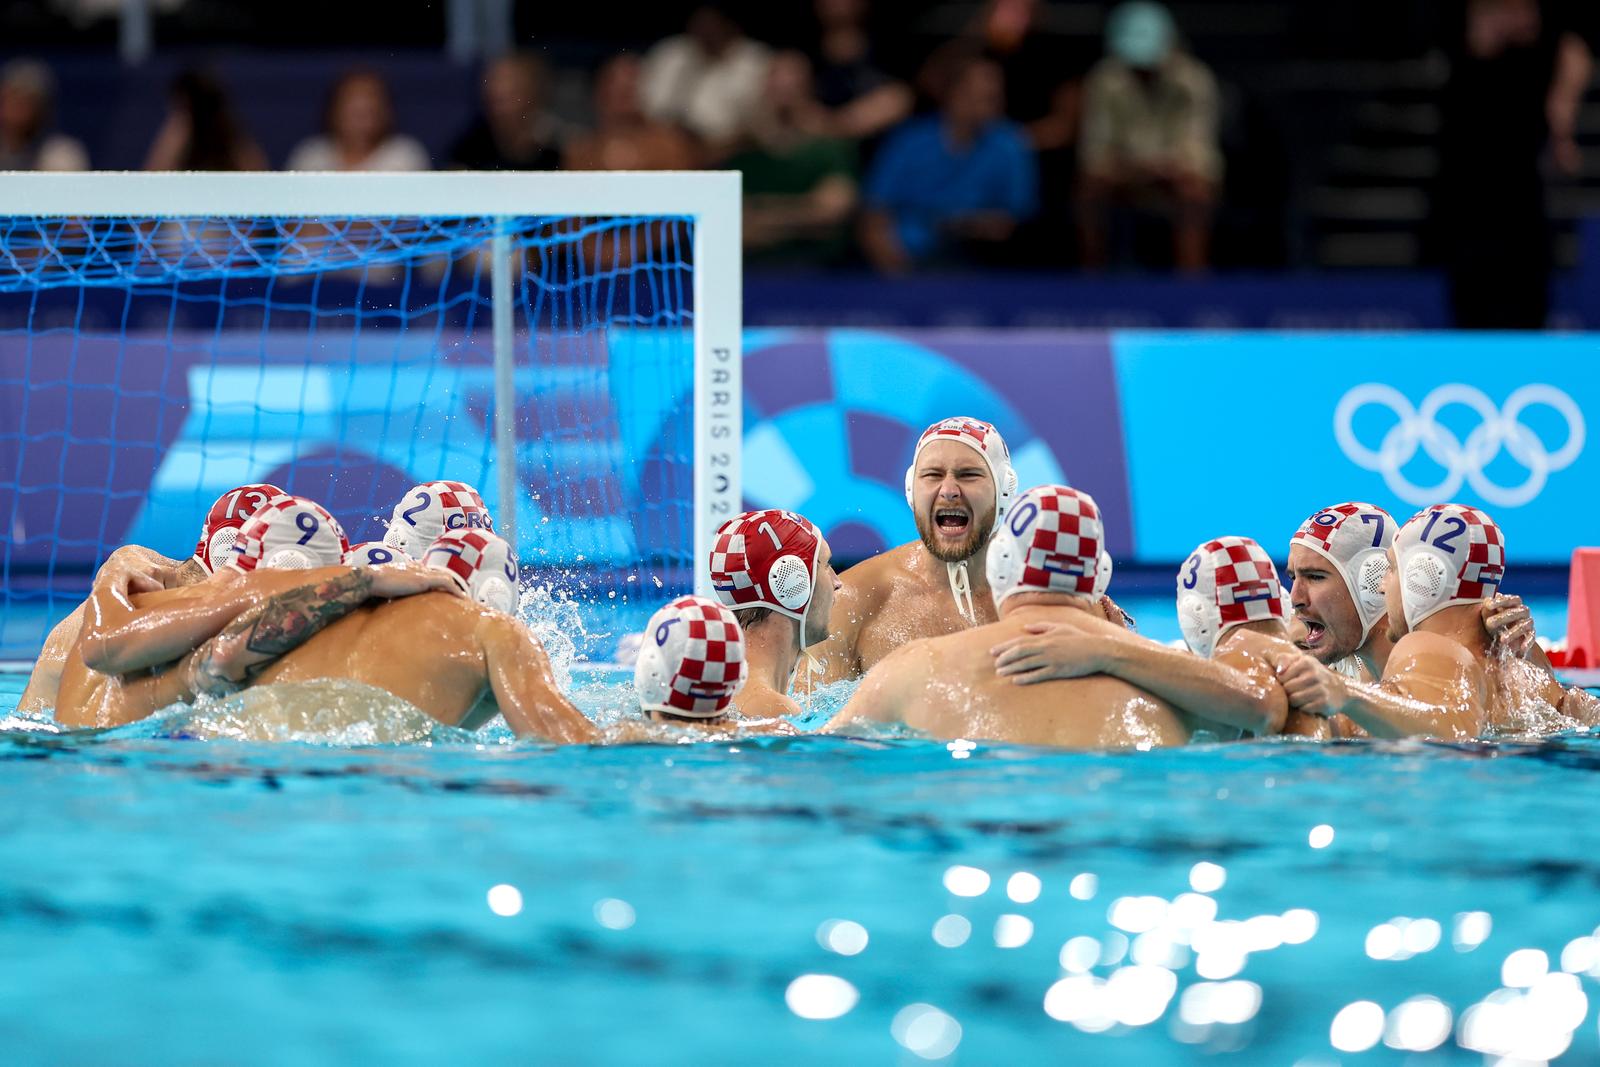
[1176,536,1286,658]
[423,530,519,614]
[383,480,495,559]
[904,416,1018,527]
[985,485,1112,609]
[1395,503,1506,630]
[349,542,404,567]
[1290,501,1396,638]
[708,509,822,624]
[192,483,286,573]
[634,595,748,718]
[228,494,350,574]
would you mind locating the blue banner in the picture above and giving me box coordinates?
[1111,333,1597,563]
[2,329,1593,582]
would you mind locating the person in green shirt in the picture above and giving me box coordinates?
[725,52,860,268]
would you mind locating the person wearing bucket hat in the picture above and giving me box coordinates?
[1078,1,1222,271]
[829,485,1187,749]
[808,417,1136,687]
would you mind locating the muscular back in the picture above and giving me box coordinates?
[250,593,499,728]
[839,612,1190,750]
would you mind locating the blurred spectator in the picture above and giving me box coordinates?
[925,0,1086,155]
[144,69,267,171]
[0,59,87,171]
[1433,0,1595,329]
[859,56,1037,273]
[726,52,859,267]
[1077,2,1221,272]
[564,55,699,170]
[639,4,771,157]
[446,53,562,171]
[287,69,429,172]
[921,0,1090,265]
[807,0,912,141]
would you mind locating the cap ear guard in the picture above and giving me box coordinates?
[204,526,240,574]
[1352,550,1390,629]
[261,548,315,570]
[475,576,517,615]
[1400,550,1452,630]
[1093,550,1113,601]
[382,523,414,555]
[1177,591,1217,659]
[989,464,1020,529]
[768,553,813,613]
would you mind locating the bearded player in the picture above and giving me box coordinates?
[809,417,1134,684]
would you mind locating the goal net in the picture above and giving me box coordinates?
[0,172,741,659]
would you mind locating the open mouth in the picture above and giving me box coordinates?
[934,508,971,538]
[1300,619,1327,649]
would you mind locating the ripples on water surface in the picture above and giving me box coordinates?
[3,670,1600,1064]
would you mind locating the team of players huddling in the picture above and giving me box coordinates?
[18,416,1599,746]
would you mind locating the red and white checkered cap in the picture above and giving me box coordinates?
[904,416,1018,525]
[635,595,748,718]
[1176,536,1285,658]
[383,480,495,559]
[708,509,823,624]
[349,541,404,567]
[228,494,350,574]
[1395,503,1506,629]
[191,483,286,573]
[985,485,1111,607]
[423,529,519,614]
[1290,501,1396,636]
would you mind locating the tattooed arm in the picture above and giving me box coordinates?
[185,560,465,696]
[184,569,367,696]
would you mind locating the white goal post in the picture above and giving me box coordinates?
[0,170,743,596]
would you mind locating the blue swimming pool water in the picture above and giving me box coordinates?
[3,665,1599,1064]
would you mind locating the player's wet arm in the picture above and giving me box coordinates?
[81,564,355,675]
[186,567,378,696]
[481,616,601,744]
[1104,639,1289,736]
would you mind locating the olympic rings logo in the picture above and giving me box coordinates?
[1333,384,1585,508]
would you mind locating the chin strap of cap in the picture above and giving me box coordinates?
[948,561,977,626]
[795,648,826,714]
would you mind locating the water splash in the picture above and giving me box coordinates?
[790,678,858,732]
[1489,650,1580,739]
[139,679,479,746]
[0,709,64,735]
[517,581,602,690]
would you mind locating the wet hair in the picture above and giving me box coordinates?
[733,605,776,630]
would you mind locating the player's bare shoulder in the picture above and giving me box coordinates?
[1217,628,1296,667]
[1388,629,1481,673]
[837,542,917,608]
